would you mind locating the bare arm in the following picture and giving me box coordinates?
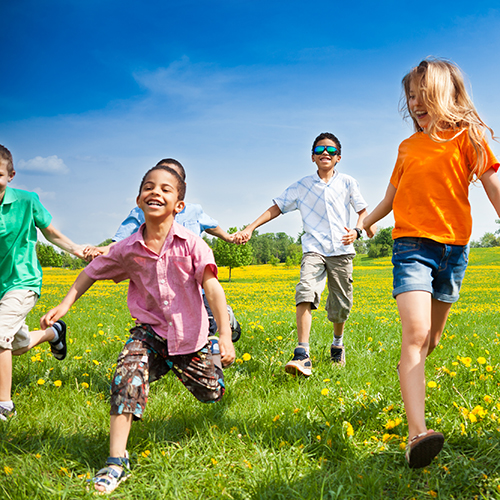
[40,271,96,329]
[362,183,397,233]
[205,226,234,243]
[481,169,500,217]
[341,208,376,244]
[234,204,282,244]
[40,224,87,259]
[202,267,235,367]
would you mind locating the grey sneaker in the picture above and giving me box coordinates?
[0,403,16,421]
[285,347,312,377]
[330,344,346,366]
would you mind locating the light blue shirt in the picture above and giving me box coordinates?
[273,171,367,256]
[112,203,218,242]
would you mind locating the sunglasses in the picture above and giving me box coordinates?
[313,145,338,155]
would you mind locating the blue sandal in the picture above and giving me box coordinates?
[92,452,130,495]
[49,320,67,361]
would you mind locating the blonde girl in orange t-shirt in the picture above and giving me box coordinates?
[363,58,500,468]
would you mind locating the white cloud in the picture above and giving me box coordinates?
[16,155,69,174]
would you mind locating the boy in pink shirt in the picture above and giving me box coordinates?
[41,165,235,494]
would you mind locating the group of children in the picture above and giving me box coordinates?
[1,57,499,492]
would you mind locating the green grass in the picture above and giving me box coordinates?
[1,250,499,499]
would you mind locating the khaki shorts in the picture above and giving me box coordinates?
[295,252,354,323]
[0,289,38,350]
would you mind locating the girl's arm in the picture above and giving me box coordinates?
[480,169,500,217]
[202,267,235,367]
[234,204,282,244]
[362,183,397,231]
[40,271,96,329]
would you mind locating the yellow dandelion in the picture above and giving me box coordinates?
[81,382,89,389]
[211,458,218,465]
[486,365,493,372]
[272,414,280,422]
[54,380,62,387]
[242,353,251,361]
[477,357,486,365]
[4,466,13,475]
[427,381,437,388]
[37,379,45,385]
[321,388,329,396]
[484,395,493,404]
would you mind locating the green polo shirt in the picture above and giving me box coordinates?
[0,186,52,300]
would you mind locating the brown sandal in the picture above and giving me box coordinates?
[405,429,444,468]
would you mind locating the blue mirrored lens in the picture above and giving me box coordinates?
[314,146,337,154]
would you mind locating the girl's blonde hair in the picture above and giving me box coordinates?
[400,58,495,180]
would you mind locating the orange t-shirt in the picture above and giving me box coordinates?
[390,129,499,245]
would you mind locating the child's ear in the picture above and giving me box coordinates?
[9,170,15,182]
[136,194,141,207]
[175,200,185,214]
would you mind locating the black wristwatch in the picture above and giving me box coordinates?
[353,227,362,239]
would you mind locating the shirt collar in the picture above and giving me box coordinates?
[1,186,17,206]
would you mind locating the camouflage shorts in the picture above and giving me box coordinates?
[110,324,225,420]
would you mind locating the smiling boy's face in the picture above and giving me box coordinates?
[0,160,15,203]
[136,169,185,220]
[311,138,341,173]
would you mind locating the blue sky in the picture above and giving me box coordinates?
[1,1,500,246]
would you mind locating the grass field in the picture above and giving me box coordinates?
[1,248,499,499]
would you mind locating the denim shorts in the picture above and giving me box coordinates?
[392,237,469,303]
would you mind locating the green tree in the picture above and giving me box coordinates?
[36,242,63,267]
[212,227,253,281]
[366,227,394,258]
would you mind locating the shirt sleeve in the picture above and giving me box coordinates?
[112,207,144,242]
[197,209,218,233]
[32,193,53,230]
[273,182,299,214]
[190,236,218,285]
[348,177,368,213]
[84,242,130,283]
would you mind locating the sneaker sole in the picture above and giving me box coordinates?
[284,361,312,377]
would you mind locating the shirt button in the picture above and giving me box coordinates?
[160,279,165,284]
[169,322,172,326]
[164,300,168,305]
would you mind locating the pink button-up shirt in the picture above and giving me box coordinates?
[84,221,217,355]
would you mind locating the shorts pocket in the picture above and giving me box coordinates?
[393,238,421,256]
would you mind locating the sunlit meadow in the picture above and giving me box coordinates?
[1,249,499,499]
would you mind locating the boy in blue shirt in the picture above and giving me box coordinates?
[0,145,88,420]
[235,133,375,376]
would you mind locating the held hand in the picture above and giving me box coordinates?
[225,233,235,243]
[341,227,357,245]
[40,304,69,330]
[365,223,377,239]
[234,229,252,245]
[83,245,104,262]
[218,332,236,368]
[73,245,88,260]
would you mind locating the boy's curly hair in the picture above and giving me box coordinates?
[311,133,341,155]
[0,145,14,174]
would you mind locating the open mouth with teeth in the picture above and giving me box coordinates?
[146,200,164,207]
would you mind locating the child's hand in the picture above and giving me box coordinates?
[218,332,236,367]
[73,244,89,260]
[365,223,377,238]
[40,304,69,330]
[341,227,357,245]
[83,245,105,262]
[234,228,252,245]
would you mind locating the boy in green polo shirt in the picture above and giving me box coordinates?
[0,145,88,420]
